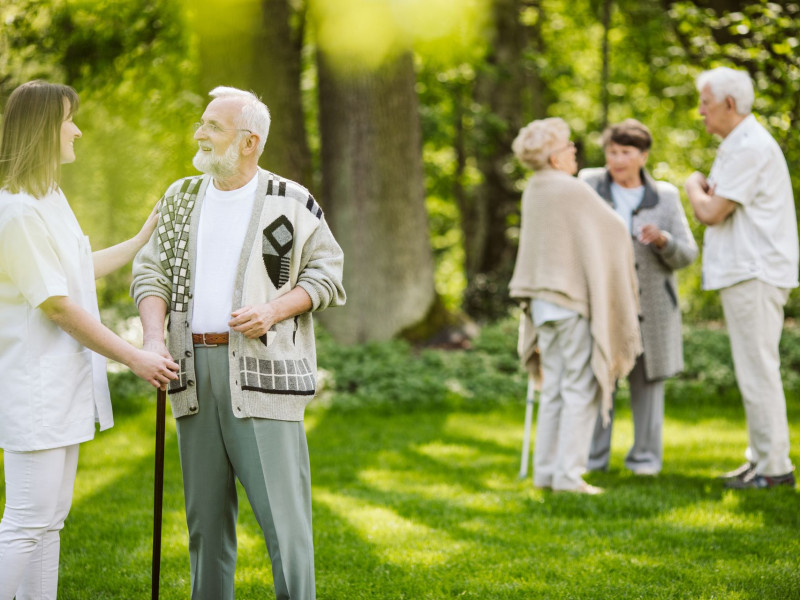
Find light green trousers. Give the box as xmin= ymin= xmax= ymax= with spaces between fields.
xmin=175 ymin=345 xmax=315 ymax=600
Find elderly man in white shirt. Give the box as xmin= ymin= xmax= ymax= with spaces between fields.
xmin=685 ymin=66 xmax=798 ymax=489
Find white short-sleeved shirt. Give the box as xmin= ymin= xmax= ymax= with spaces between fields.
xmin=0 ymin=188 xmax=112 ymax=451
xmin=703 ymin=114 xmax=799 ymax=291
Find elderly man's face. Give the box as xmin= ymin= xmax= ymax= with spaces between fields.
xmin=698 ymin=84 xmax=733 ymax=138
xmin=192 ymin=97 xmax=246 ymax=179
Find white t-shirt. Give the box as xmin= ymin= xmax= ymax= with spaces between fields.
xmin=703 ymin=114 xmax=799 ymax=290
xmin=192 ymin=174 xmax=257 ymax=333
xmin=610 ymin=183 xmax=644 ymax=234
xmin=0 ymin=188 xmax=112 ymax=451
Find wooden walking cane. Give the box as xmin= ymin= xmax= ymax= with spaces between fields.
xmin=152 ymin=386 xmax=167 ymax=600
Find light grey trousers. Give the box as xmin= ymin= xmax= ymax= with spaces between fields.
xmin=176 ymin=345 xmax=315 ymax=600
xmin=533 ymin=315 xmax=600 ymax=490
xmin=587 ymin=355 xmax=664 ymax=473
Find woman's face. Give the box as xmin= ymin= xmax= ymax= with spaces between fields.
xmin=60 ymin=98 xmax=82 ymax=164
xmin=549 ymin=139 xmax=577 ymax=175
xmin=604 ymin=142 xmax=647 ymax=187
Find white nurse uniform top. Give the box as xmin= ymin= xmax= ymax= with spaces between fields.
xmin=0 ymin=188 xmax=113 ymax=451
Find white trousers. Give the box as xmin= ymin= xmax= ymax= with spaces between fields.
xmin=0 ymin=444 xmax=79 ymax=600
xmin=720 ymin=278 xmax=793 ymax=476
xmin=533 ymin=315 xmax=600 ymax=491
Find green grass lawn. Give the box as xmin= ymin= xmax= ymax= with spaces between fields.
xmin=1 ymin=387 xmax=798 ymax=599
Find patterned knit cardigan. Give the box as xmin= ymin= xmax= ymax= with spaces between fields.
xmin=132 ymin=169 xmax=346 ymax=421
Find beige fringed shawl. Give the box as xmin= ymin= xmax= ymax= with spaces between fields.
xmin=510 ymin=168 xmax=642 ymax=423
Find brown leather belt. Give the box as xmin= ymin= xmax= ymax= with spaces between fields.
xmin=192 ymin=332 xmax=229 ymax=346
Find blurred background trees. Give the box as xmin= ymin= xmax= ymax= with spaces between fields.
xmin=1 ymin=0 xmax=798 ymax=341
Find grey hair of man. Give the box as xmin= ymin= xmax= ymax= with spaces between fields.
xmin=696 ymin=67 xmax=754 ymax=115
xmin=208 ymin=86 xmax=271 ymax=156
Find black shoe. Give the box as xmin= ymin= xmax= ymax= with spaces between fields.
xmin=724 ymin=470 xmax=796 ymax=489
xmin=719 ymin=462 xmax=756 ymax=481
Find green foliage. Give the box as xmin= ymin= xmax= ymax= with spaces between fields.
xmin=317 ymin=316 xmax=800 ymax=413
xmin=315 ymin=317 xmax=527 ymax=413
xmin=3 ymin=0 xmax=799 ymax=322
xmin=1 ymin=0 xmax=200 ymax=306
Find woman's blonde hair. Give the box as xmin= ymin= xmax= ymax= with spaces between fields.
xmin=0 ymin=80 xmax=79 ymax=198
xmin=512 ymin=117 xmax=570 ymax=170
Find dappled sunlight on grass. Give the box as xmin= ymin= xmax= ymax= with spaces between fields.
xmin=442 ymin=412 xmax=525 ymax=449
xmin=357 ymin=466 xmax=514 ymax=512
xmin=314 ymin=488 xmax=473 ymax=566
xmin=657 ymin=496 xmax=764 ymax=531
xmin=71 ymin=408 xmax=173 ymax=504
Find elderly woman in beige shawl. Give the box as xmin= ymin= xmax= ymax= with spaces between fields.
xmin=510 ymin=118 xmax=641 ymax=494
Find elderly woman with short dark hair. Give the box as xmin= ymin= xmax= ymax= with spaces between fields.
xmin=579 ymin=119 xmax=698 ymax=476
xmin=510 ymin=118 xmax=642 ymax=494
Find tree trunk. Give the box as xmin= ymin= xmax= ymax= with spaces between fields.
xmin=461 ymin=0 xmax=539 ymax=319
xmin=316 ymin=52 xmax=438 ymax=343
xmin=253 ymin=0 xmax=312 ymax=186
xmin=190 ymin=0 xmax=311 ymax=186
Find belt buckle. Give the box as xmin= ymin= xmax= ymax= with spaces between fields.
xmin=197 ymin=333 xmax=218 ymax=348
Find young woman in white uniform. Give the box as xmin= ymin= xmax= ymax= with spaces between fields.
xmin=0 ymin=81 xmax=179 ymax=600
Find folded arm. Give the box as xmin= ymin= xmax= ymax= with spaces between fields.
xmin=685 ymin=171 xmax=737 ymax=226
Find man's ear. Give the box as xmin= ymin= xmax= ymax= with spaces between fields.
xmin=725 ymin=96 xmax=736 ymax=112
xmin=241 ymin=133 xmax=260 ymax=156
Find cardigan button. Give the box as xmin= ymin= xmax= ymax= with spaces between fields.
xmin=187 ymin=380 xmax=195 ymax=387
xmin=185 ymin=350 xmax=192 ymax=358
xmin=189 ymin=405 xmax=198 ymax=412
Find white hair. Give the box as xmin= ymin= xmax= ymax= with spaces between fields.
xmin=696 ymin=67 xmax=754 ymax=115
xmin=209 ymin=86 xmax=271 ymax=155
xmin=512 ymin=118 xmax=571 ymax=170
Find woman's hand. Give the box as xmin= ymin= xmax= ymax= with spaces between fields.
xmin=128 ymin=347 xmax=179 ymax=390
xmin=638 ymin=224 xmax=667 ymax=249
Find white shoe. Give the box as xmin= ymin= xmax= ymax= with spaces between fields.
xmin=630 ymin=466 xmax=660 ymax=476
xmin=554 ymin=482 xmax=604 ymax=495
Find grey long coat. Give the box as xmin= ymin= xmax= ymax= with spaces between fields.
xmin=579 ymin=168 xmax=698 ymax=381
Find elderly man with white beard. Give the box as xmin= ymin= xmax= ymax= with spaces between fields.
xmin=131 ymin=86 xmax=346 ymax=600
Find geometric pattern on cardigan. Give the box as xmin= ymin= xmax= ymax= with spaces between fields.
xmin=239 ymin=356 xmax=316 ymax=395
xmin=168 ymin=358 xmax=187 ymax=394
xmin=158 ymin=176 xmax=202 ymax=313
xmin=262 ymin=215 xmax=294 ymax=289
xmin=266 ymin=174 xmax=323 ymax=220
xmin=156 ymin=173 xmax=321 ymax=314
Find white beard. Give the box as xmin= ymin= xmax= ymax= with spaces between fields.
xmin=192 ymin=141 xmax=240 ymax=179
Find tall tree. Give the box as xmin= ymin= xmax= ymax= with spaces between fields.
xmin=461 ymin=0 xmax=543 ymax=319
xmin=316 ymin=51 xmax=439 ymax=343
